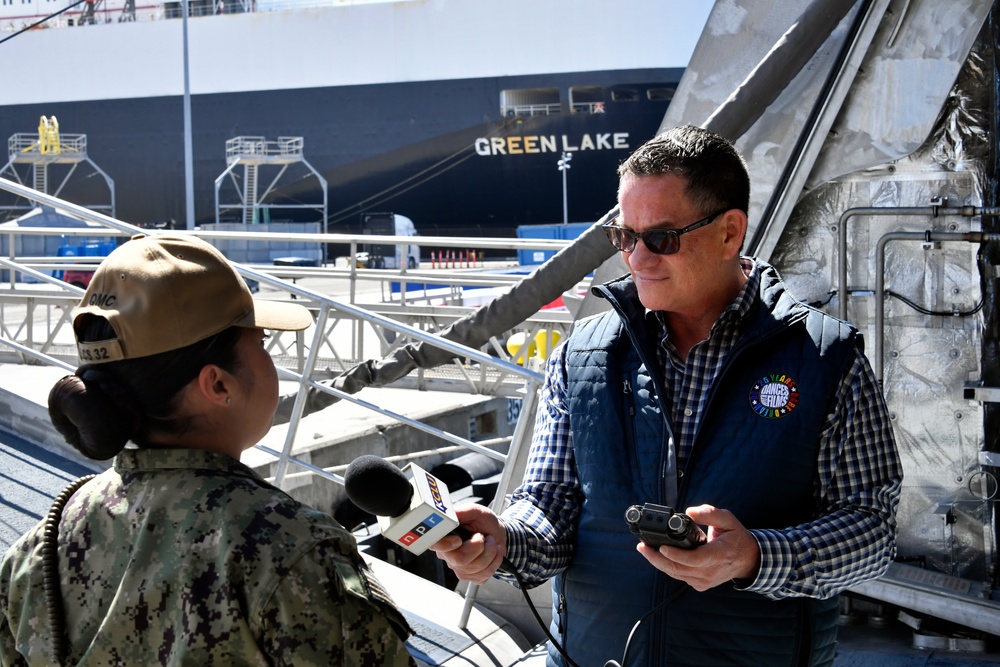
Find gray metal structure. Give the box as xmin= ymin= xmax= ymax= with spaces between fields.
xmin=214 ymin=136 xmax=328 ymax=228
xmin=666 ymin=1 xmax=1000 ymax=636
xmin=1 ymin=124 xmax=115 ymax=220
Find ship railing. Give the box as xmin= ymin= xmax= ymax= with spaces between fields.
xmin=3 ymin=0 xmax=348 ymax=28
xmin=225 ymin=135 xmax=305 ymax=162
xmin=163 ymin=1 xmax=218 ymax=19
xmin=8 ymin=133 xmax=88 ymax=160
xmin=571 ymin=101 xmax=605 ymax=114
xmin=502 ymin=102 xmax=562 ymax=117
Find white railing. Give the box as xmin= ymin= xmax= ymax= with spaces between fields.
xmin=8 ymin=133 xmax=88 ymax=160
xmin=0 ymin=176 xmax=583 ymax=501
xmin=502 ymin=103 xmax=562 ymax=117
xmin=225 ymin=136 xmax=305 ymax=163
xmin=0 ymin=175 xmax=606 ymax=635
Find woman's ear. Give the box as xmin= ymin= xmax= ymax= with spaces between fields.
xmin=195 ymin=364 xmax=232 ymax=408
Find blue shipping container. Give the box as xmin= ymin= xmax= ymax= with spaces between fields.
xmin=516 ymin=222 xmax=592 ymax=266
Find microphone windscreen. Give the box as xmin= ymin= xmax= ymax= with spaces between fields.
xmin=344 ymin=455 xmax=414 ymax=517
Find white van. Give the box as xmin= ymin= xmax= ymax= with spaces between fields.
xmin=360 ymin=212 xmax=420 ymax=269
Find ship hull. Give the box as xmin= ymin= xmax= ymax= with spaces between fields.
xmin=0 ymin=0 xmax=707 ymax=238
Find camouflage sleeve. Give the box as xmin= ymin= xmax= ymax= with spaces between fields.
xmin=258 ymin=539 xmax=415 ymax=667
xmin=1 ymin=618 xmax=29 ymax=667
xmin=1 ymin=576 xmax=30 ymax=667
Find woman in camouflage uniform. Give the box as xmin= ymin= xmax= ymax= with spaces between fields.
xmin=0 ymin=235 xmax=415 ymax=666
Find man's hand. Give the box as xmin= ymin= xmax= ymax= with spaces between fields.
xmin=636 ymin=504 xmax=760 ymax=591
xmin=428 ymin=504 xmax=508 ymax=585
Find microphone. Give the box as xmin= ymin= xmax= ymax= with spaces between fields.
xmin=346 ymin=459 xmax=573 ymax=658
xmin=344 ymin=455 xmax=465 ymax=555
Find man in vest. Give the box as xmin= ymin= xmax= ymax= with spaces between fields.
xmin=431 ymin=125 xmax=902 ymax=667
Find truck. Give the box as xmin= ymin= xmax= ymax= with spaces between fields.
xmin=359 ymin=212 xmax=420 ymax=270
xmin=55 ymin=238 xmax=118 ymax=289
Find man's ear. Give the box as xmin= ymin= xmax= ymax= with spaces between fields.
xmin=721 ymin=209 xmax=748 ymax=258
xmin=195 ymin=364 xmax=232 ymax=408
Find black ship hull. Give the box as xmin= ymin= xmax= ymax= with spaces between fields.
xmin=2 ymin=68 xmax=681 ymax=238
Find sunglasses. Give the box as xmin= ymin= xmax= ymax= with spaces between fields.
xmin=602 ymin=209 xmax=728 ymax=255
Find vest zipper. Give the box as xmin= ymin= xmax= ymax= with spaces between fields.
xmin=677 ymin=309 xmax=813 ymax=502
xmin=622 ymin=378 xmax=640 ymax=474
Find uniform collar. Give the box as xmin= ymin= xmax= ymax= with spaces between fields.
xmin=114 ymin=447 xmax=262 ymax=481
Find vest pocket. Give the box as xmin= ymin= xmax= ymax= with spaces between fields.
xmin=622 ymin=378 xmax=640 ymax=474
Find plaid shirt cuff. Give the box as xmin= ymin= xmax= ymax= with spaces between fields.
xmin=495 ymin=515 xmax=534 ymax=587
xmin=738 ymin=528 xmax=794 ymax=596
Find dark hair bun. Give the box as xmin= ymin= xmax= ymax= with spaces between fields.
xmin=48 ymin=372 xmax=139 ymax=460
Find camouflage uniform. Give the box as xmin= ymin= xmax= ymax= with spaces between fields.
xmin=0 ymin=448 xmax=415 ymax=666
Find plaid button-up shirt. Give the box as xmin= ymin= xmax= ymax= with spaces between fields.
xmin=500 ymin=258 xmax=902 ymax=599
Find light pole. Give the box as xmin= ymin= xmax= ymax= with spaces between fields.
xmin=557 ymin=152 xmax=572 ymax=225
xmin=182 ymin=0 xmax=194 ymax=229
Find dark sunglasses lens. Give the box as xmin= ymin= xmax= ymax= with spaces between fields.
xmin=643 ymin=230 xmax=679 ymax=255
xmin=605 ymin=227 xmax=632 ymax=251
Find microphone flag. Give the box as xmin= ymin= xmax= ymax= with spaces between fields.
xmin=377 ymin=462 xmax=461 ymax=555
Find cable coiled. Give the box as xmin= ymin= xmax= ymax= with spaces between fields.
xmin=41 ymin=474 xmax=98 ymax=666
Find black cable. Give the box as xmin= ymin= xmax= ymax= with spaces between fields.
xmin=326 ymin=150 xmax=480 ymax=227
xmin=817 ymin=289 xmax=984 ymax=317
xmin=42 ymin=474 xmax=97 ymax=666
xmin=806 ymin=292 xmax=836 ymax=308
xmin=503 ymin=558 xmax=690 ymax=667
xmin=325 ymin=119 xmax=517 ymax=227
xmin=0 ymin=0 xmax=90 ymax=46
xmin=884 ymin=289 xmax=983 ymax=317
xmin=502 ymin=558 xmax=582 ymax=667
xmin=611 ymin=584 xmax=690 ymax=667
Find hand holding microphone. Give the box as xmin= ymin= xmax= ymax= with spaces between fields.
xmin=428 ymin=504 xmax=510 ymax=585
xmin=343 ymin=455 xmax=509 ymax=582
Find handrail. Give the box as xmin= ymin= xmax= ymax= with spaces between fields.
xmin=1 ymin=178 xmax=579 ymax=634
xmin=0 ymin=176 xmax=552 ymax=520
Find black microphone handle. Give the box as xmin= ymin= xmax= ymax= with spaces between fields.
xmin=451 ymin=525 xmax=474 ymax=541
xmin=448 ymin=524 xmax=515 ymax=575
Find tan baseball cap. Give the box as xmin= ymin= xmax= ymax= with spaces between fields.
xmin=73 ymin=234 xmax=313 ymax=363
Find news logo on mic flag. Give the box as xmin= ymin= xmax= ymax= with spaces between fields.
xmin=377 ymin=463 xmax=462 ymax=555
xmin=426 ymin=473 xmax=448 ymax=513
xmin=399 ymin=511 xmax=446 ymax=546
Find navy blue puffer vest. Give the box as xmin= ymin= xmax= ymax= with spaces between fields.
xmin=548 ymin=265 xmax=854 ymax=667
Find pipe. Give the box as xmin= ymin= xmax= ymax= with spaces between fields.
xmin=837 ymin=204 xmax=1000 ymax=321
xmin=874 ymin=230 xmax=1000 ymax=385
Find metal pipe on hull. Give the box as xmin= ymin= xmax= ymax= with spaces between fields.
xmin=874 ymin=228 xmax=1000 ymax=385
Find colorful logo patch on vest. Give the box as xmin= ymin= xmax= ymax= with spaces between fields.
xmin=749 ymin=374 xmax=799 ymax=419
